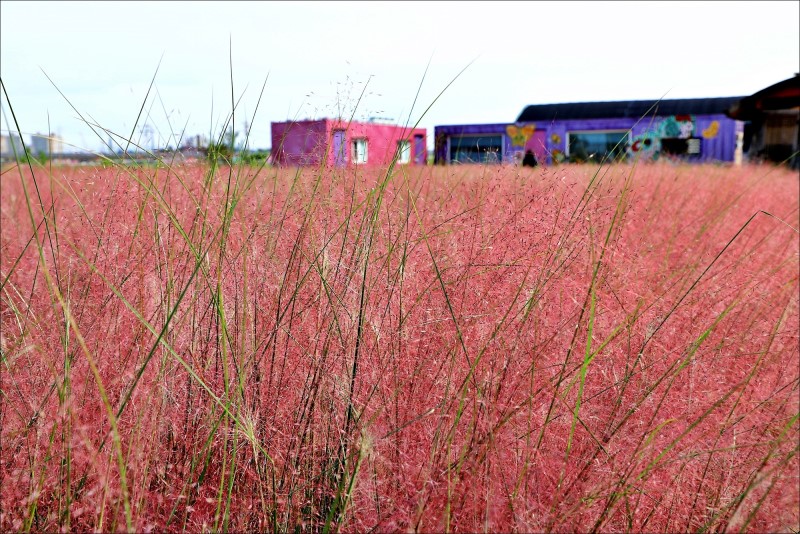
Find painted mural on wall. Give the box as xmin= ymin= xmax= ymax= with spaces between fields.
xmin=549 ymin=133 xmax=565 ymax=163
xmin=702 ymin=120 xmax=720 ymax=139
xmin=506 ymin=124 xmax=536 ymax=147
xmin=507 ymin=124 xmax=537 ymax=165
xmin=627 ymin=115 xmax=708 ymax=160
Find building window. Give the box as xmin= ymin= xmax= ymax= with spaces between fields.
xmin=661 ymin=137 xmax=702 ymax=156
xmin=397 ymin=140 xmax=411 ymax=164
xmin=448 ymin=135 xmax=503 ymax=164
xmin=352 ymin=138 xmax=368 ymax=164
xmin=567 ymin=131 xmax=629 ymax=162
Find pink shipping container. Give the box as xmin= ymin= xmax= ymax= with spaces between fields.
xmin=271 ymin=119 xmax=427 ymax=167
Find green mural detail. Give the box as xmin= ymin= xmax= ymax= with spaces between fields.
xmin=627 ymin=115 xmax=696 ymax=160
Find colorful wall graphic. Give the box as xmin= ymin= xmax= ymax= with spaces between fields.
xmin=627 ymin=115 xmax=696 ymax=160
xmin=549 ymin=133 xmax=565 ymax=163
xmin=435 ymin=109 xmax=740 ymax=165
xmin=506 ymin=125 xmax=535 ymax=147
xmin=702 ymin=120 xmax=720 ymax=139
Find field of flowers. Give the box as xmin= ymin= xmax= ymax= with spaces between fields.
xmin=1 ymin=159 xmax=798 ymax=532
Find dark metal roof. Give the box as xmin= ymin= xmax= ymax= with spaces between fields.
xmin=516 ymin=97 xmax=746 ymax=122
xmin=726 ymin=75 xmax=800 ymax=120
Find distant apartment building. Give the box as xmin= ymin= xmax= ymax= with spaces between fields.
xmin=30 ymin=132 xmax=64 ymax=155
xmin=1 ymin=132 xmax=25 ymax=158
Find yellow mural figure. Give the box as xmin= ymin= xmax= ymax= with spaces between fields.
xmin=702 ymin=121 xmax=720 ymax=139
xmin=507 ymin=124 xmax=536 ymax=147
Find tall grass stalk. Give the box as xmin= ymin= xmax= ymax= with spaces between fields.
xmin=2 ymin=61 xmax=798 ymax=533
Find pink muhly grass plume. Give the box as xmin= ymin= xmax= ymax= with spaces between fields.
xmin=0 ymin=158 xmax=797 ymax=533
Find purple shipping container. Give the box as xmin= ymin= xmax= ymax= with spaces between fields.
xmin=435 ymin=97 xmax=746 ymax=165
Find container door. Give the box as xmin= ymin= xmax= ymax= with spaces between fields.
xmin=526 ymin=130 xmax=548 ymax=164
xmin=333 ymin=130 xmax=347 ymax=166
xmin=414 ymin=134 xmax=426 ymax=164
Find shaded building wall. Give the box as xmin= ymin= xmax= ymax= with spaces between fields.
xmin=270 ymin=120 xmax=330 ymax=166
xmin=725 ymin=74 xmax=799 ymax=167
xmin=745 ymin=109 xmax=800 ymax=166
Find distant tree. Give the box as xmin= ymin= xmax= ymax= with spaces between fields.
xmin=207 ymin=127 xmax=238 ymax=164
xmin=239 ymin=149 xmax=270 ymax=165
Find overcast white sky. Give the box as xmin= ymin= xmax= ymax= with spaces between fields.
xmin=1 ymin=1 xmax=798 ymax=152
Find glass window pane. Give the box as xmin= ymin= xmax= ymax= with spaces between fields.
xmin=449 ymin=135 xmax=503 ymax=164
xmin=398 ymin=141 xmax=411 ymax=163
xmin=568 ymin=131 xmax=629 ymax=162
xmin=352 ymin=138 xmax=368 ymax=164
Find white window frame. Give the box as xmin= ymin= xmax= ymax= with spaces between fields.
xmin=352 ymin=138 xmax=368 ymax=164
xmin=397 ymin=140 xmax=411 ymax=164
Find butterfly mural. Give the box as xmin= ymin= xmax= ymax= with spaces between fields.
xmin=702 ymin=121 xmax=720 ymax=139
xmin=506 ymin=124 xmax=536 ymax=147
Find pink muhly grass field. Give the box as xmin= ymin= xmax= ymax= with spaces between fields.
xmin=1 ymin=159 xmax=798 ymax=532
